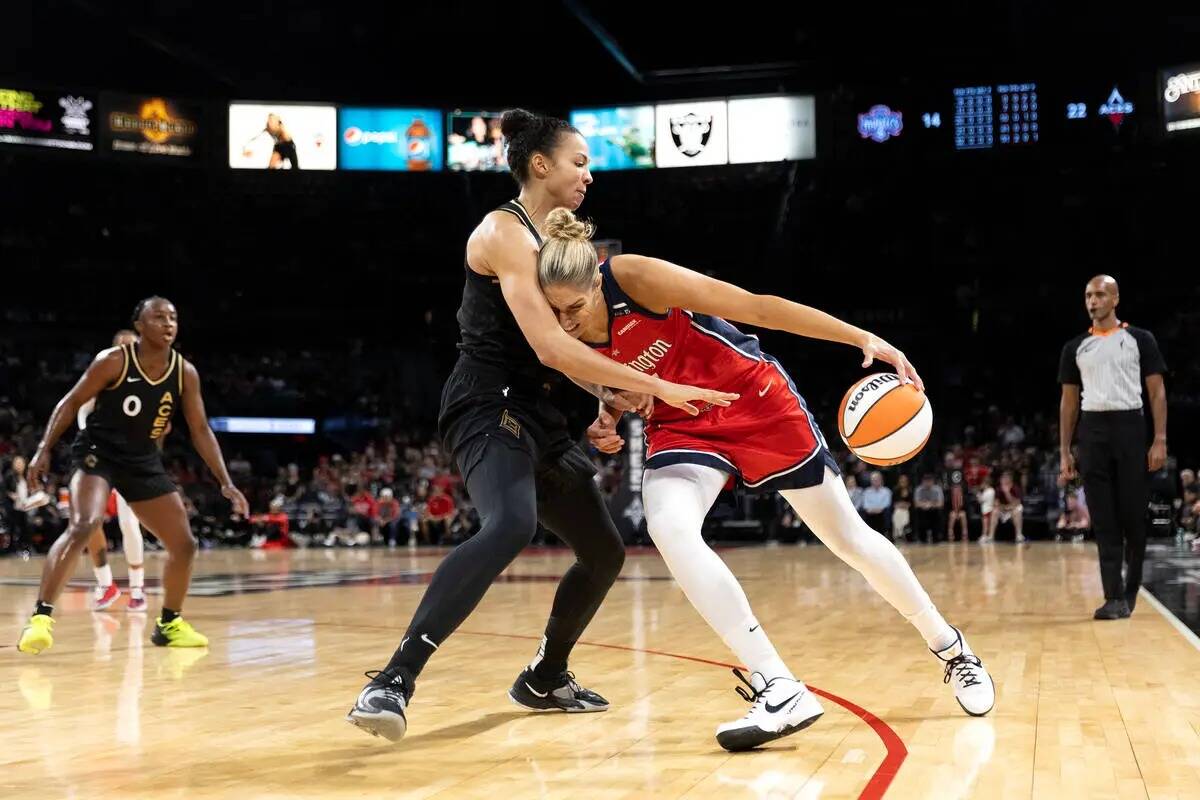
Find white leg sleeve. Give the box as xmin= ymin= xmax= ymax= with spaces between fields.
xmin=780 ymin=468 xmax=955 ymax=650
xmin=643 ymin=463 xmax=794 ymax=681
xmin=116 ymin=493 xmax=144 ymax=567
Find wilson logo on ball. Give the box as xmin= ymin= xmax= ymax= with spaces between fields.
xmin=838 ymin=373 xmax=932 ymax=466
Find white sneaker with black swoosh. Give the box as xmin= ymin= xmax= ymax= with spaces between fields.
xmin=716 ymin=669 xmax=824 ymax=752
xmin=507 ymin=665 xmax=609 ymax=712
xmin=932 ymin=626 xmax=995 ymax=717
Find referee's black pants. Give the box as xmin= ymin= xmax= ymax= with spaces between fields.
xmin=1077 ymin=411 xmax=1149 ymax=603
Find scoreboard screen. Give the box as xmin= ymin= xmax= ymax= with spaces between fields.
xmin=953 ymin=83 xmax=1038 ymax=150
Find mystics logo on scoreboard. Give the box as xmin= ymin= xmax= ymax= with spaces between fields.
xmin=1162 ymin=64 xmax=1200 ymax=133
xmin=857 ymin=105 xmax=904 ymax=143
xmin=104 ymin=94 xmax=199 ymax=158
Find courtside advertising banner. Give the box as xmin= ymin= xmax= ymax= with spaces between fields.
xmin=229 ymin=103 xmax=337 ymax=170
xmin=339 ymin=108 xmax=443 ymax=171
xmin=570 ymin=106 xmax=655 ymax=170
xmin=0 ymin=86 xmax=95 ymax=151
xmin=102 ymin=93 xmax=200 ymax=159
xmin=654 ymin=99 xmax=729 ymax=167
xmin=1162 ymin=63 xmax=1200 ymax=133
xmin=728 ymin=95 xmax=816 ymax=162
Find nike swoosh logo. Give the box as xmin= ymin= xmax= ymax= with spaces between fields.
xmin=400 ymin=637 xmax=409 ymax=651
xmin=758 ymin=381 xmax=773 ymax=398
xmin=127 ymin=378 xmax=142 ymax=383
xmin=421 ymin=634 xmax=438 ymax=650
xmin=764 ymin=690 xmax=804 ymax=714
xmin=749 ymin=625 xmax=760 ymax=632
xmin=525 ymin=682 xmax=549 ymax=698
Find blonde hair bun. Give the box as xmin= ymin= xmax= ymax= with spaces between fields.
xmin=543 ymin=207 xmax=595 ymax=243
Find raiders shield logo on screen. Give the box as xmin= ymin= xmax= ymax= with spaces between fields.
xmin=669 ymin=113 xmax=713 ymax=157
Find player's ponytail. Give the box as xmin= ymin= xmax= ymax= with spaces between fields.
xmin=538 ymin=207 xmax=598 ymax=291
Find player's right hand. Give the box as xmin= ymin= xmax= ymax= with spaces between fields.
xmin=25 ymin=451 xmax=49 ymax=490
xmin=655 ymin=380 xmax=739 ymax=417
xmin=604 ymin=389 xmax=654 ymax=419
xmin=587 ymin=408 xmax=625 ymax=454
xmin=222 ymin=484 xmax=250 ymax=517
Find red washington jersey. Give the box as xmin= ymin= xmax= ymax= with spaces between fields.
xmin=590 ymin=260 xmax=839 ymax=492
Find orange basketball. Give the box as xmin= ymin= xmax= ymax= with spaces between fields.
xmin=837 ymin=372 xmax=932 ymax=466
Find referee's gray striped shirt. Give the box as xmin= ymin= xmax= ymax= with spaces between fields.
xmin=1058 ymin=324 xmax=1166 ymax=412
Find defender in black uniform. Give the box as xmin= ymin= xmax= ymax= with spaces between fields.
xmin=18 ymin=297 xmax=249 ymax=655
xmin=347 ymin=109 xmax=736 ymax=741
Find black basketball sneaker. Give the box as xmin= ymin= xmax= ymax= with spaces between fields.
xmin=346 ymin=667 xmax=414 ymax=741
xmin=508 ymin=666 xmax=609 ymax=713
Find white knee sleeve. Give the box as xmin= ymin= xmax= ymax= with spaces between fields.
xmin=116 ymin=493 xmax=144 ymax=566
xmin=781 ymin=468 xmax=953 ymax=649
xmin=644 ymin=464 xmax=793 ymax=680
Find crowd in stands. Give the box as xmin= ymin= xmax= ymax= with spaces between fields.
xmin=3 ymin=378 xmax=1196 ymax=555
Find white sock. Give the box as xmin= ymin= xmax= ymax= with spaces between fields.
xmin=780 ymin=468 xmax=956 ymax=652
xmin=643 ymin=464 xmax=796 ymax=683
xmin=94 ymin=564 xmax=113 ymax=588
xmin=728 ymin=614 xmax=794 ymax=682
xmin=128 ymin=566 xmax=145 ymax=598
xmin=906 ymin=605 xmax=957 ymax=652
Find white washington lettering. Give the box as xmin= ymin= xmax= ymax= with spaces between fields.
xmin=625 ymin=339 xmax=672 ymax=373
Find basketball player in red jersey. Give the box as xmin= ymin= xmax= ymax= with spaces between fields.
xmin=346 ymin=109 xmax=737 ymax=743
xmin=537 ymin=209 xmax=995 ymax=751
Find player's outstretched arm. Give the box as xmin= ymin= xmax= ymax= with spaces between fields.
xmin=179 ymin=360 xmax=249 ymax=516
xmin=610 ymin=254 xmax=924 ymax=391
xmin=480 ymin=221 xmax=739 ymax=416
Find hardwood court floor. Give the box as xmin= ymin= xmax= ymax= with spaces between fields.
xmin=2 ymin=541 xmax=1199 ymax=799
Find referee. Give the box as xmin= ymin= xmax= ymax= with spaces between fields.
xmin=1059 ymin=275 xmax=1167 ymax=620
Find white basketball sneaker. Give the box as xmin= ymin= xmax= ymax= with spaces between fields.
xmin=932 ymin=627 xmax=995 ymax=717
xmin=715 ymin=669 xmax=824 ymax=752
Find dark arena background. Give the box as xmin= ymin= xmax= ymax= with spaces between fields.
xmin=2 ymin=3 xmax=1200 ymax=799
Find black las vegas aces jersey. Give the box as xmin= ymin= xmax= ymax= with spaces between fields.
xmin=77 ymin=344 xmax=183 ymax=466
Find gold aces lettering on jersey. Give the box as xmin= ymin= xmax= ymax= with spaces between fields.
xmin=150 ymin=389 xmax=175 ymax=440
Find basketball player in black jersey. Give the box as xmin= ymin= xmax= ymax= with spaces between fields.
xmin=18 ymin=297 xmax=248 ymax=654
xmin=347 ymin=109 xmax=737 ymax=741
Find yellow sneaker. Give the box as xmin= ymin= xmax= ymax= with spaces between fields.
xmin=151 ymin=616 xmax=209 ymax=648
xmin=17 ymin=614 xmax=54 ymax=655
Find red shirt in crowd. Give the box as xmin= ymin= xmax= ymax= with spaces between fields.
xmin=425 ymin=492 xmax=455 ymax=521
xmin=377 ymin=497 xmax=401 ymax=523
xmin=997 ymin=483 xmax=1022 ymax=508
xmin=250 ymin=511 xmax=290 ymax=536
xmin=965 ymin=462 xmax=991 ymax=490
xmin=351 ymin=491 xmax=379 ymax=519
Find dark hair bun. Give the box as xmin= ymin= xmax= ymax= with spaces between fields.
xmin=500 ymin=108 xmax=541 ymax=142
